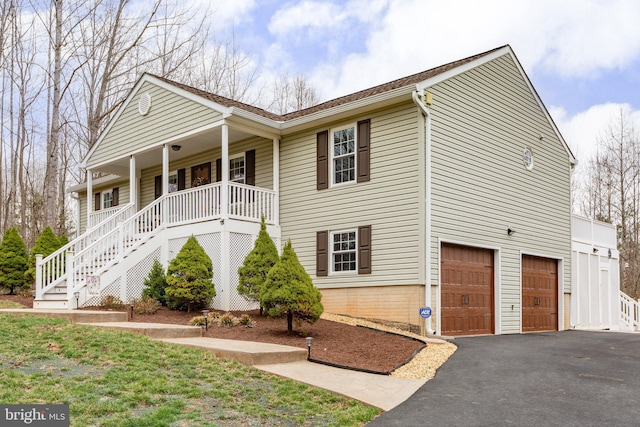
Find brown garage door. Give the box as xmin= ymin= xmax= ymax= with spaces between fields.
xmin=522 ymin=255 xmax=558 ymax=332
xmin=441 ymin=243 xmax=494 ymax=336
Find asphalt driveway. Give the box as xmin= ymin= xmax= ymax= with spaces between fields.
xmin=368 ymin=331 xmax=640 ymax=426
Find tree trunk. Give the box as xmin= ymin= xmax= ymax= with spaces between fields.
xmin=287 ymin=310 xmax=293 ymax=334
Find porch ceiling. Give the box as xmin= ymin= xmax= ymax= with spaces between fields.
xmin=94 ymin=126 xmax=255 ymax=176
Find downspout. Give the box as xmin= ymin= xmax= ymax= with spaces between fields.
xmin=412 ymin=89 xmax=436 ymax=335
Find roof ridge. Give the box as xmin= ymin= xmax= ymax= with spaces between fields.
xmin=146 ymin=45 xmax=508 ymax=121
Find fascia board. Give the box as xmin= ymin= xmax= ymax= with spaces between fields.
xmin=280 ymin=86 xmax=414 ymax=134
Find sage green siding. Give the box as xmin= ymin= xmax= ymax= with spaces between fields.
xmin=139 ymin=137 xmax=273 ymax=208
xmin=429 ymin=54 xmax=572 ymax=333
xmin=77 ymin=180 xmax=130 ymax=234
xmin=87 ymin=82 xmax=223 ymax=168
xmin=279 ymin=103 xmax=423 ymax=289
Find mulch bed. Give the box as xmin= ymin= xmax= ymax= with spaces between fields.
xmin=1 ymin=295 xmax=425 ymax=373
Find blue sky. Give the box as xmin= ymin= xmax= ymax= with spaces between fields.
xmin=208 ymin=0 xmax=640 ymax=166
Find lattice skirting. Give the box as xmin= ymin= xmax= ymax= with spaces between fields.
xmin=82 ymin=230 xmax=263 ymax=311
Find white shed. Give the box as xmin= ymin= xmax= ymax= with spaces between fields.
xmin=571 ymin=215 xmax=621 ymax=330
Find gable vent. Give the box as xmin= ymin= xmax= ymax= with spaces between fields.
xmin=138 ymin=92 xmax=151 ymax=116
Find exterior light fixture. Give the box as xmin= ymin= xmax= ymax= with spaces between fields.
xmin=305 ymin=337 xmax=314 ymax=360
xmin=129 ymin=297 xmax=135 ymax=319
xmin=171 ymin=145 xmax=181 ymax=151
xmin=73 ymin=291 xmax=79 ymax=309
xmin=608 ymin=249 xmax=612 ymax=259
xmin=507 ymin=228 xmax=516 ymax=236
xmin=202 ymin=309 xmax=210 ymax=331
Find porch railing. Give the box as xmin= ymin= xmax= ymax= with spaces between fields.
xmin=620 ymin=290 xmax=639 ymax=331
xmin=36 ymin=182 xmax=277 ymax=302
xmin=89 ymin=205 xmax=125 ymax=229
xmin=35 ymin=203 xmax=135 ymax=299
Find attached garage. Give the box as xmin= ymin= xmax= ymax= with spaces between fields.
xmin=441 ymin=243 xmax=495 ymax=336
xmin=522 ymin=255 xmax=558 ymax=332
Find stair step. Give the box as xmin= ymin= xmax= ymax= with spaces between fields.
xmin=34 ymin=300 xmax=69 ymax=309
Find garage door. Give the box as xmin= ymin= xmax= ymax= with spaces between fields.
xmin=441 ymin=243 xmax=494 ymax=336
xmin=522 ymin=255 xmax=558 ymax=332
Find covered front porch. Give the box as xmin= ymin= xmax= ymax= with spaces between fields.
xmin=84 ymin=120 xmax=281 ymax=231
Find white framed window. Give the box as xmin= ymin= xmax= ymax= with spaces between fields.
xmin=230 ymin=154 xmax=245 ymax=183
xmin=102 ymin=190 xmax=113 ymax=209
xmin=331 ymin=125 xmax=356 ymax=185
xmin=168 ymin=171 xmax=178 ymax=193
xmin=331 ymin=229 xmax=357 ymax=273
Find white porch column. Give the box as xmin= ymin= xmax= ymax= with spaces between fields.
xmin=221 ymin=123 xmax=229 ymax=218
xmin=272 ymin=138 xmax=279 ymax=225
xmin=162 ymin=144 xmax=169 ymax=196
xmin=129 ymin=155 xmax=136 ymax=208
xmin=86 ymin=169 xmax=93 ymax=227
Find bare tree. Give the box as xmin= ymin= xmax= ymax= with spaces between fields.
xmin=269 ymin=74 xmax=320 ymax=115
xmin=583 ymin=109 xmax=640 ymax=297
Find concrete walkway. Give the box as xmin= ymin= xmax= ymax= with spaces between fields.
xmin=1 ymin=308 xmax=428 ymax=411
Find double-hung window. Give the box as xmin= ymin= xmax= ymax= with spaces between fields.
xmin=316 ymin=225 xmax=371 ymax=276
xmin=332 ymin=126 xmax=356 ymax=185
xmin=317 ymin=119 xmax=370 ymax=190
xmin=331 ymin=230 xmax=357 ymax=273
xmin=168 ymin=171 xmax=178 ymax=193
xmin=102 ymin=190 xmax=113 ymax=209
xmin=229 ymin=154 xmax=245 ymax=183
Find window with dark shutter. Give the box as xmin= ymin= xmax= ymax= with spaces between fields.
xmin=357 ymin=119 xmax=370 ymax=183
xmin=317 ymin=130 xmax=329 ymax=190
xmin=154 ymin=175 xmax=162 ymax=199
xmin=112 ymin=187 xmax=119 ymax=207
xmin=246 ymin=149 xmax=256 ymax=186
xmin=177 ymin=169 xmax=186 ymax=190
xmin=358 ymin=225 xmax=372 ymax=274
xmin=316 ymin=230 xmax=329 ymax=276
xmin=94 ymin=192 xmax=101 ymax=211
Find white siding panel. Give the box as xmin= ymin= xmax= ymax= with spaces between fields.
xmin=88 ymin=82 xmax=223 ymax=168
xmin=280 ymin=103 xmax=423 ymax=289
xmin=430 ymin=54 xmax=572 ymax=334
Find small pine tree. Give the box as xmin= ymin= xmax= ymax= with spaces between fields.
xmin=260 ymin=240 xmax=324 ymax=333
xmin=165 ymin=236 xmax=215 ymax=312
xmin=237 ymin=217 xmax=279 ymax=312
xmin=142 ymin=259 xmax=168 ymax=305
xmin=0 ymin=228 xmax=29 ymax=295
xmin=25 ymin=227 xmax=61 ymax=284
xmin=58 ymin=234 xmax=69 ymax=247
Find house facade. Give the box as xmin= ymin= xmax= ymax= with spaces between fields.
xmin=37 ymin=45 xmax=575 ymax=336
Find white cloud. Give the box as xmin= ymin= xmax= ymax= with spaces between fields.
xmin=550 ymin=103 xmax=640 ymax=168
xmin=268 ymin=0 xmax=389 ymax=38
xmin=295 ymin=0 xmax=640 ymax=99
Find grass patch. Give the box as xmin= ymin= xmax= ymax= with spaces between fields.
xmin=0 ymin=299 xmax=28 ymax=309
xmin=0 ymin=313 xmax=379 ymax=426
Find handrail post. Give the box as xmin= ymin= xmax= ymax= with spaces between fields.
xmin=35 ymin=254 xmax=43 ymax=299
xmin=117 ymin=221 xmax=124 ymax=256
xmin=66 ymin=251 xmax=75 ymax=310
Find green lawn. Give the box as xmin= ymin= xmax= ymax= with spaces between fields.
xmin=0 ymin=313 xmax=380 ymax=426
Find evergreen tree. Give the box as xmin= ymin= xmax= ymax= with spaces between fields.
xmin=260 ymin=240 xmax=323 ymax=333
xmin=0 ymin=228 xmax=30 ymax=295
xmin=237 ymin=217 xmax=279 ymax=312
xmin=58 ymin=234 xmax=69 ymax=247
xmin=165 ymin=236 xmax=215 ymax=312
xmin=142 ymin=259 xmax=168 ymax=305
xmin=25 ymin=227 xmax=62 ymax=284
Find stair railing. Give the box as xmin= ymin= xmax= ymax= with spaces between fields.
xmin=620 ymin=290 xmax=639 ymax=331
xmin=35 ymin=203 xmax=135 ymax=299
